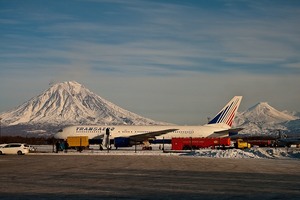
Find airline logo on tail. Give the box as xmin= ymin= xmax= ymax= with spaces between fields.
xmin=208 ymin=96 xmax=242 ymax=127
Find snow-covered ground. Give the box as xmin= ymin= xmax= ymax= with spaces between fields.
xmin=186 ymin=147 xmax=300 ymax=159
xmin=31 ymin=144 xmax=300 ymax=159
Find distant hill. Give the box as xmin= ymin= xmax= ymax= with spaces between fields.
xmin=235 ymin=102 xmax=299 ymax=135
xmin=0 ymin=81 xmax=168 ymax=137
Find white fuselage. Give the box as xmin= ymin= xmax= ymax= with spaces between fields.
xmin=55 ymin=123 xmax=231 ymax=140
xmin=55 ymin=96 xmax=242 ymax=142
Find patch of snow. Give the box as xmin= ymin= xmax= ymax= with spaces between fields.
xmin=26 ymin=130 xmax=47 ymax=134
xmin=186 ymin=147 xmax=300 ymax=159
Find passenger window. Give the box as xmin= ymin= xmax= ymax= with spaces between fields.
xmin=10 ymin=144 xmax=21 ymax=147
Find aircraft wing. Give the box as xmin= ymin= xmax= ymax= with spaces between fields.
xmin=128 ymin=129 xmax=178 ymax=142
xmin=214 ymin=128 xmax=244 ymax=136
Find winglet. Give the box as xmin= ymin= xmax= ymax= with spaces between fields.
xmin=208 ymin=96 xmax=242 ymax=127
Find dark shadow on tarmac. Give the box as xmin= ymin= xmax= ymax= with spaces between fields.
xmin=1 ymin=170 xmax=300 ymax=200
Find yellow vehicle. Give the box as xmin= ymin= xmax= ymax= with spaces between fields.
xmin=235 ymin=139 xmax=251 ymax=149
xmin=67 ymin=136 xmax=89 ymax=152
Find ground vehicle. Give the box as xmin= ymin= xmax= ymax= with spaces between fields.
xmin=67 ymin=136 xmax=89 ymax=151
xmin=235 ymin=139 xmax=251 ymax=149
xmin=0 ymin=143 xmax=30 ymax=155
xmin=247 ymin=140 xmax=274 ymax=147
xmin=172 ymin=137 xmax=231 ymax=150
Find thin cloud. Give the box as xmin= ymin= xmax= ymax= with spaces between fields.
xmin=1 ymin=0 xmax=299 ymax=123
xmin=2 ymin=0 xmax=299 ymax=75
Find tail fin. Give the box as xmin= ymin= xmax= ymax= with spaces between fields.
xmin=208 ymin=96 xmax=242 ymax=127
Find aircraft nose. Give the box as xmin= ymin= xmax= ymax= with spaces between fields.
xmin=54 ymin=133 xmax=60 ymax=139
xmin=54 ymin=129 xmax=63 ymax=139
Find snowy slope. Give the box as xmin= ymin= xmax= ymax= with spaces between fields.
xmin=235 ymin=102 xmax=299 ymax=134
xmin=0 ymin=81 xmax=167 ymax=127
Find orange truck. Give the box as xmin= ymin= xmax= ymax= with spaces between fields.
xmin=67 ymin=136 xmax=89 ymax=152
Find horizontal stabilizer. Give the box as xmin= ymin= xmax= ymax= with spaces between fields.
xmin=213 ymin=128 xmax=244 ymax=136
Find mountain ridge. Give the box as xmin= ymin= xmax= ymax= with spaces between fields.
xmin=235 ymin=102 xmax=299 ymax=134
xmin=0 ymin=81 xmax=168 ymax=129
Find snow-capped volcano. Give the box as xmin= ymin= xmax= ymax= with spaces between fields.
xmin=0 ymin=81 xmax=166 ymax=127
xmin=238 ymin=102 xmax=296 ymax=123
xmin=235 ymin=102 xmax=299 ymax=134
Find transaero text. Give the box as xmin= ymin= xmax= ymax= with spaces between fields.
xmin=76 ymin=127 xmax=115 ymax=132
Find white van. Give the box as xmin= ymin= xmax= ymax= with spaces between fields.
xmin=0 ymin=143 xmax=30 ymax=155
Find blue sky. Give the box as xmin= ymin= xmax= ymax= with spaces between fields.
xmin=0 ymin=0 xmax=300 ymax=124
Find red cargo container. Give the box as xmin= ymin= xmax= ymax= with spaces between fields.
xmin=172 ymin=137 xmax=231 ymax=150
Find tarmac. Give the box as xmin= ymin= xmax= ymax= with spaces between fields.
xmin=0 ymin=153 xmax=300 ymax=200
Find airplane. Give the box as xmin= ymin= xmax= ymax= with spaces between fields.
xmin=54 ymin=96 xmax=243 ymax=149
xmin=277 ymin=137 xmax=300 ymax=147
xmin=276 ymin=132 xmax=300 ymax=147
